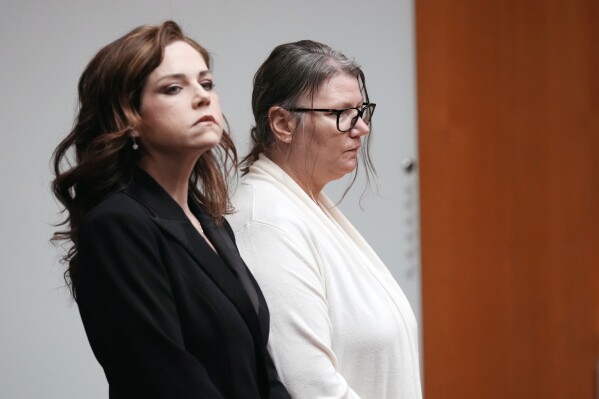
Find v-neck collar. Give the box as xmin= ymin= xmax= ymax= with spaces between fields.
xmin=123 ymin=168 xmax=264 ymax=344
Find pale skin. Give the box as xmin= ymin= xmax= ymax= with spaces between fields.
xmin=134 ymin=40 xmax=224 ymax=249
xmin=266 ymin=73 xmax=370 ymax=200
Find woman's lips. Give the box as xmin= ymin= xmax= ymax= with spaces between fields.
xmin=194 ymin=115 xmax=216 ymax=126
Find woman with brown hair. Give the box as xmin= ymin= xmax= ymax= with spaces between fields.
xmin=51 ymin=21 xmax=289 ymax=398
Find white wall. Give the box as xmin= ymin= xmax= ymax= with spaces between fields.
xmin=0 ymin=1 xmax=420 ymax=397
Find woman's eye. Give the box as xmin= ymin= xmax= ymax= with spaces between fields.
xmin=201 ymin=80 xmax=214 ymax=91
xmin=339 ymin=109 xmax=354 ymax=121
xmin=164 ymin=86 xmax=182 ymax=95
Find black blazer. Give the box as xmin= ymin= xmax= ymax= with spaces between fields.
xmin=76 ymin=170 xmax=289 ymax=399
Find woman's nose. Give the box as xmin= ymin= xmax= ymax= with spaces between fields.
xmin=349 ymin=117 xmax=370 ymax=137
xmin=193 ymin=84 xmax=210 ymax=107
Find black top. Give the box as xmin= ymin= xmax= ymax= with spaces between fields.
xmin=75 ymin=169 xmax=289 ymax=398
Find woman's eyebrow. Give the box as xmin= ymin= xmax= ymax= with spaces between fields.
xmin=154 ymin=69 xmax=211 ymax=84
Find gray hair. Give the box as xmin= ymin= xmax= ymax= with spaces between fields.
xmin=242 ymin=40 xmax=376 ymax=199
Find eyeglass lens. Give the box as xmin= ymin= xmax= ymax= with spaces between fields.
xmin=339 ymin=105 xmax=374 ymax=131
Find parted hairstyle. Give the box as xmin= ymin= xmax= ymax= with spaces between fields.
xmin=51 ymin=21 xmax=237 ymax=297
xmin=242 ymin=39 xmax=376 ymax=195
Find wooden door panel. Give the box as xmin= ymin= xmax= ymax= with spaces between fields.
xmin=416 ymin=0 xmax=599 ymax=397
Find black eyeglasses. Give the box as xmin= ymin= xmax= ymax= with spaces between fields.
xmin=288 ymin=102 xmax=376 ymax=132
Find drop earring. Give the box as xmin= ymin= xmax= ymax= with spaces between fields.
xmin=132 ymin=136 xmax=139 ymax=151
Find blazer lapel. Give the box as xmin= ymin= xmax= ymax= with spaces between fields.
xmin=194 ymin=207 xmax=260 ymax=313
xmin=124 ymin=170 xmax=265 ymax=347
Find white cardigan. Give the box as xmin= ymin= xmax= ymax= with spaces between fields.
xmin=228 ymin=155 xmax=422 ymax=399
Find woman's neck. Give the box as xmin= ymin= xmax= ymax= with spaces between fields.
xmin=139 ymin=156 xmax=196 ymax=212
xmin=264 ymin=151 xmax=324 ymax=202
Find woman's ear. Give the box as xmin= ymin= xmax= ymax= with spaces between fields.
xmin=128 ymin=125 xmax=140 ymax=138
xmin=268 ymin=106 xmax=295 ymax=143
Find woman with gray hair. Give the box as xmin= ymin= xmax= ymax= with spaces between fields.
xmin=227 ymin=40 xmax=422 ymax=398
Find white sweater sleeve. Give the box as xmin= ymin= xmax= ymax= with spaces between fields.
xmin=235 ymin=221 xmax=361 ymax=399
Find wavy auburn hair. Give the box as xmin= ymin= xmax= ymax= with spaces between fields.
xmin=51 ymin=21 xmax=237 ymax=297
